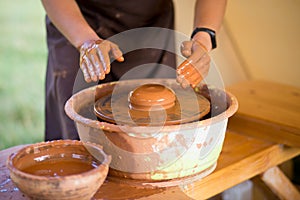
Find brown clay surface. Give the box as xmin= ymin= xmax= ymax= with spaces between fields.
xmin=94 ymin=81 xmax=210 ymax=126
xmin=129 ymin=83 xmax=176 ymax=111
xmin=21 ymin=159 xmax=97 ymax=177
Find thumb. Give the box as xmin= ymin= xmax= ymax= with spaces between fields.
xmin=181 ymin=41 xmax=193 ymax=58
xmin=110 ymin=43 xmax=124 ymax=62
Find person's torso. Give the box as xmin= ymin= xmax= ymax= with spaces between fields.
xmin=75 ymin=0 xmax=174 ymax=37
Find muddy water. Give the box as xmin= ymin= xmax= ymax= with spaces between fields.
xmin=21 ymin=159 xmax=98 ymax=177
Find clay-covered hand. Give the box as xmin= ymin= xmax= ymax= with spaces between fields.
xmin=177 ymin=40 xmax=210 ymax=88
xmin=79 ymin=39 xmax=124 ymax=83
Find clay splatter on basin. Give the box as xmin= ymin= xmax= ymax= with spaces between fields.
xmin=65 ymin=79 xmax=238 ymax=185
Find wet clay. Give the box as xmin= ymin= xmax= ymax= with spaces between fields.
xmin=129 ymin=83 xmax=176 ymax=111
xmin=94 ymin=81 xmax=211 ymax=126
xmin=21 ymin=159 xmax=97 ymax=177
xmin=177 ymin=60 xmax=203 ymax=88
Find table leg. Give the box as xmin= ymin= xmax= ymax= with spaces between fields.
xmin=260 ymin=166 xmax=300 ymax=200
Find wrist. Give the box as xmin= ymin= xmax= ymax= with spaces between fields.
xmin=74 ymin=31 xmax=102 ymax=50
xmin=191 ymin=27 xmax=217 ymax=51
xmin=77 ymin=39 xmax=103 ymax=51
xmin=192 ymin=31 xmax=212 ymax=52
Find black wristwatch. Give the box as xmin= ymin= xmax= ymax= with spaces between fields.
xmin=191 ymin=27 xmax=217 ymax=49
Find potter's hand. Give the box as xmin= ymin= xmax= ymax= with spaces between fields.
xmin=79 ymin=39 xmax=124 ymax=83
xmin=177 ymin=40 xmax=210 ymax=88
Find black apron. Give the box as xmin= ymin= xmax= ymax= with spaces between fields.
xmin=45 ymin=0 xmax=176 ymax=140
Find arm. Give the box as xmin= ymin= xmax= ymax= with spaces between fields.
xmin=177 ymin=0 xmax=227 ymax=88
xmin=193 ymin=0 xmax=227 ymax=51
xmin=41 ymin=0 xmax=99 ymax=48
xmin=41 ymin=0 xmax=124 ymax=82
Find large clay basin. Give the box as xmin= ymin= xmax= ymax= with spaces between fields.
xmin=65 ymin=79 xmax=238 ymax=182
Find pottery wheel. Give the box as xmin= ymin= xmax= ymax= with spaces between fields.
xmin=94 ymin=81 xmax=210 ymax=126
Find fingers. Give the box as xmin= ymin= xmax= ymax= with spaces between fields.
xmin=90 ymin=51 xmax=105 ymax=80
xmin=87 ymin=48 xmax=103 ymax=81
xmin=110 ymin=43 xmax=124 ymax=62
xmin=96 ymin=43 xmax=111 ymax=76
xmin=80 ymin=57 xmax=91 ymax=83
xmin=79 ymin=40 xmax=124 ymax=83
xmin=177 ymin=61 xmax=209 ymax=88
xmin=177 ymin=40 xmax=211 ymax=88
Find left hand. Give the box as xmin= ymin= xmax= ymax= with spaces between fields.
xmin=177 ymin=40 xmax=211 ymax=88
xmin=79 ymin=39 xmax=124 ymax=83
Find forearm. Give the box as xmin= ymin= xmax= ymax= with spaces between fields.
xmin=41 ymin=0 xmax=100 ymax=48
xmin=194 ymin=0 xmax=227 ymax=32
xmin=193 ymin=0 xmax=227 ymax=51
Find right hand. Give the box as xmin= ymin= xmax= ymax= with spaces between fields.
xmin=177 ymin=39 xmax=210 ymax=88
xmin=79 ymin=39 xmax=124 ymax=83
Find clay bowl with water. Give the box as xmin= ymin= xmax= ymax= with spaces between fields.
xmin=7 ymin=140 xmax=111 ymax=200
xmin=65 ymin=79 xmax=238 ymax=186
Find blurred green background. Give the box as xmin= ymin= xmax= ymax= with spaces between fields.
xmin=0 ymin=0 xmax=46 ymax=149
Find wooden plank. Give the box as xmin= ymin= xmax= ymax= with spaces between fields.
xmin=180 ymin=137 xmax=300 ymax=199
xmin=261 ymin=166 xmax=300 ymax=200
xmin=94 ymin=176 xmax=193 ymax=200
xmin=227 ymin=80 xmax=300 ymax=147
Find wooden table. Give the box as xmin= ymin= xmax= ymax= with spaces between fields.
xmin=1 ymin=80 xmax=300 ymax=199
xmin=226 ymin=80 xmax=300 ymax=199
xmin=1 ymin=131 xmax=300 ymax=200
xmin=227 ymin=80 xmax=300 ymax=147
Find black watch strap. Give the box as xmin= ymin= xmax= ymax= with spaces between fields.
xmin=191 ymin=27 xmax=217 ymax=49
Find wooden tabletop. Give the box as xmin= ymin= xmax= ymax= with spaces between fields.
xmin=1 ymin=131 xmax=300 ymax=200
xmin=227 ymin=80 xmax=300 ymax=147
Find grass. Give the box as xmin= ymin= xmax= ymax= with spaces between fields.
xmin=0 ymin=0 xmax=47 ymax=150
